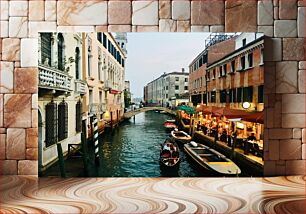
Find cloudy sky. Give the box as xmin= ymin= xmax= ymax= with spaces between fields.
xmin=125 ymin=33 xmax=210 ymax=98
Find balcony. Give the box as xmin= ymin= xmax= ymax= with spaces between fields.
xmin=38 ymin=64 xmax=72 ymax=92
xmin=89 ymin=103 xmax=99 ymax=114
xmin=75 ymin=79 xmax=86 ymax=95
xmin=104 ymin=80 xmax=112 ymax=90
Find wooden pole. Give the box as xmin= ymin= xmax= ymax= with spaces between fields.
xmin=81 ymin=120 xmax=89 ymax=176
xmin=56 ymin=143 xmax=66 ymax=178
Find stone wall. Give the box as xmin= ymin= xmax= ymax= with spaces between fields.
xmin=0 ymin=0 xmax=305 ymax=176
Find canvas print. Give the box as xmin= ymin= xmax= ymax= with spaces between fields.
xmin=38 ymin=32 xmax=264 ymax=177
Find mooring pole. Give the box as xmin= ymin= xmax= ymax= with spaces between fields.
xmin=56 ymin=143 xmax=66 ymax=178
xmin=81 ymin=120 xmax=89 ymax=176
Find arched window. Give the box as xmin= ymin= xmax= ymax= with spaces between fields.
xmin=41 ymin=33 xmax=52 ymax=66
xmin=58 ymin=99 xmax=68 ymax=141
xmin=75 ymin=47 xmax=80 ymax=79
xmin=57 ymin=33 xmax=65 ymax=71
xmin=45 ymin=100 xmax=57 ymax=147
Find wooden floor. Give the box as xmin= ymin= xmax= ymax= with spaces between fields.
xmin=0 ymin=176 xmax=305 ymax=213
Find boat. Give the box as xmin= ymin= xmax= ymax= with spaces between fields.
xmin=171 ymin=130 xmax=192 ymax=144
xmin=184 ymin=141 xmax=241 ymax=175
xmin=160 ymin=138 xmax=180 ymax=167
xmin=160 ymin=111 xmax=167 ymax=114
xmin=164 ymin=120 xmax=177 ymax=131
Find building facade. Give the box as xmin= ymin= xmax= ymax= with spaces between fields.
xmin=38 ymin=33 xmax=86 ymax=172
xmin=82 ymin=33 xmax=126 ymax=131
xmin=144 ymin=69 xmax=189 ymax=107
xmin=189 ymin=34 xmax=236 ymax=106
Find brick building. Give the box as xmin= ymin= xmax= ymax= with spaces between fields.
xmin=189 ymin=34 xmax=236 ymax=106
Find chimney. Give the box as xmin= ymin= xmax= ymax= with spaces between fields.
xmin=182 ymin=68 xmax=185 ymax=73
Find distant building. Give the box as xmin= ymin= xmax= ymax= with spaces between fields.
xmin=124 ymin=80 xmax=132 ymax=108
xmin=144 ymin=69 xmax=189 ymax=107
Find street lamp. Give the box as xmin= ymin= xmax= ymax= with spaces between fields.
xmin=242 ymin=102 xmax=251 ymax=109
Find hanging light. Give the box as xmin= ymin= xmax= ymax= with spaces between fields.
xmin=104 ymin=110 xmax=110 ymax=119
xmin=242 ymin=102 xmax=251 ymax=109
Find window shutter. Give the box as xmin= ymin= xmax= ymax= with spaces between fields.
xmin=76 ymin=100 xmax=82 ymax=133
xmin=58 ymin=100 xmax=68 ymax=141
xmin=46 ymin=101 xmax=57 ymax=147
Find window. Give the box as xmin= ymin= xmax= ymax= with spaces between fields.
xmin=76 ymin=100 xmax=82 ymax=133
xmin=185 ymin=78 xmax=188 ymax=82
xmin=58 ymin=100 xmax=68 ymax=142
xmin=175 ymin=77 xmax=179 ymax=81
xmin=206 ymin=71 xmax=210 ymax=81
xmin=220 ymin=90 xmax=227 ymax=103
xmin=75 ymin=47 xmax=81 ymax=79
xmin=89 ymin=90 xmax=93 ymax=106
xmin=243 ymin=86 xmax=253 ymax=102
xmin=41 ymin=33 xmax=52 ymax=66
xmin=213 ymin=69 xmax=216 ymax=79
xmin=98 ymin=49 xmax=102 ymax=81
xmin=229 ymin=88 xmax=237 ymax=103
xmin=175 ymin=85 xmax=179 ymax=90
xmin=231 ymin=60 xmax=235 ymax=73
xmin=175 ymin=94 xmax=179 ymax=98
xmin=207 ymin=92 xmax=210 ymax=103
xmin=203 ymin=93 xmax=207 ymax=104
xmin=88 ymin=39 xmax=92 ymax=77
xmin=45 ymin=101 xmax=57 ymax=147
xmin=242 ymin=38 xmax=247 ymax=46
xmin=103 ymin=33 xmax=107 ymax=48
xmin=184 ymin=86 xmax=188 ymax=90
xmin=97 ymin=32 xmax=102 ymax=43
xmin=258 ymin=85 xmax=264 ymax=103
xmin=223 ymin=64 xmax=227 ymax=76
xmin=240 ymin=56 xmax=245 ymax=70
xmin=237 ymin=87 xmax=243 ymax=102
xmin=211 ymin=91 xmax=216 ymax=103
xmin=248 ymin=53 xmax=253 ymax=68
xmin=260 ymin=48 xmax=264 ymax=64
xmin=57 ymin=33 xmax=65 ymax=71
xmin=199 ymin=58 xmax=203 ymax=67
xmin=166 ymin=94 xmax=168 ymax=98
xmin=166 ymin=86 xmax=168 ymax=90
xmin=219 ymin=66 xmax=222 ymax=77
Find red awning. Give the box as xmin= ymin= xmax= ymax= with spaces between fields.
xmin=110 ymin=89 xmax=121 ymax=94
xmin=196 ymin=105 xmax=222 ymax=115
xmin=241 ymin=111 xmax=264 ymax=124
xmin=213 ymin=107 xmax=252 ymax=119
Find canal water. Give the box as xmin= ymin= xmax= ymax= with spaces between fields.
xmin=91 ymin=111 xmax=219 ymax=177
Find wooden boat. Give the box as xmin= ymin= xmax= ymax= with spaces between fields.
xmin=160 ymin=139 xmax=180 ymax=167
xmin=171 ymin=130 xmax=192 ymax=144
xmin=164 ymin=120 xmax=177 ymax=131
xmin=184 ymin=141 xmax=241 ymax=175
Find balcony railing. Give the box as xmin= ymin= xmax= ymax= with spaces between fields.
xmin=38 ymin=64 xmax=72 ymax=92
xmin=75 ymin=79 xmax=86 ymax=95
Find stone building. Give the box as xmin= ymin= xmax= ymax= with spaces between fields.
xmin=144 ymin=69 xmax=189 ymax=107
xmin=82 ymin=33 xmax=126 ymax=130
xmin=38 ymin=33 xmax=86 ymax=172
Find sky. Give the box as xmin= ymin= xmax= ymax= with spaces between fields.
xmin=125 ymin=33 xmax=210 ymax=98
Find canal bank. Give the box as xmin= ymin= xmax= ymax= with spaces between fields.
xmin=42 ymin=111 xmax=250 ymax=177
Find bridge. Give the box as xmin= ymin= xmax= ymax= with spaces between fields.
xmin=123 ymin=107 xmax=176 ymax=119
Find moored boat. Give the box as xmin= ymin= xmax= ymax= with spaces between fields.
xmin=160 ymin=138 xmax=180 ymax=167
xmin=171 ymin=130 xmax=192 ymax=144
xmin=184 ymin=141 xmax=241 ymax=175
xmin=164 ymin=120 xmax=177 ymax=131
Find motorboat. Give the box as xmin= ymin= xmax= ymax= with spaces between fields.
xmin=164 ymin=119 xmax=177 ymax=131
xmin=184 ymin=141 xmax=241 ymax=175
xmin=160 ymin=138 xmax=180 ymax=167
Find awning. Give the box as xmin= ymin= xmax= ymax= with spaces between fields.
xmin=110 ymin=89 xmax=121 ymax=94
xmin=241 ymin=111 xmax=264 ymax=124
xmin=213 ymin=107 xmax=252 ymax=119
xmin=176 ymin=105 xmax=195 ymax=115
xmin=196 ymin=105 xmax=222 ymax=115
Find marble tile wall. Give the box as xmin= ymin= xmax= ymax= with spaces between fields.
xmin=0 ymin=0 xmax=305 ymax=176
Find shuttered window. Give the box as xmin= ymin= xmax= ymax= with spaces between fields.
xmin=258 ymin=85 xmax=264 ymax=103
xmin=45 ymin=101 xmax=57 ymax=147
xmin=57 ymin=33 xmax=64 ymax=71
xmin=76 ymin=100 xmax=82 ymax=133
xmin=41 ymin=33 xmax=52 ymax=66
xmin=243 ymin=86 xmax=253 ymax=102
xmin=58 ymin=100 xmax=68 ymax=141
xmin=220 ymin=90 xmax=227 ymax=103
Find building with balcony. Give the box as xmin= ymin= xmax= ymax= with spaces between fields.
xmin=144 ymin=69 xmax=189 ymax=107
xmin=38 ymin=33 xmax=86 ymax=172
xmin=82 ymin=33 xmax=126 ymax=131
